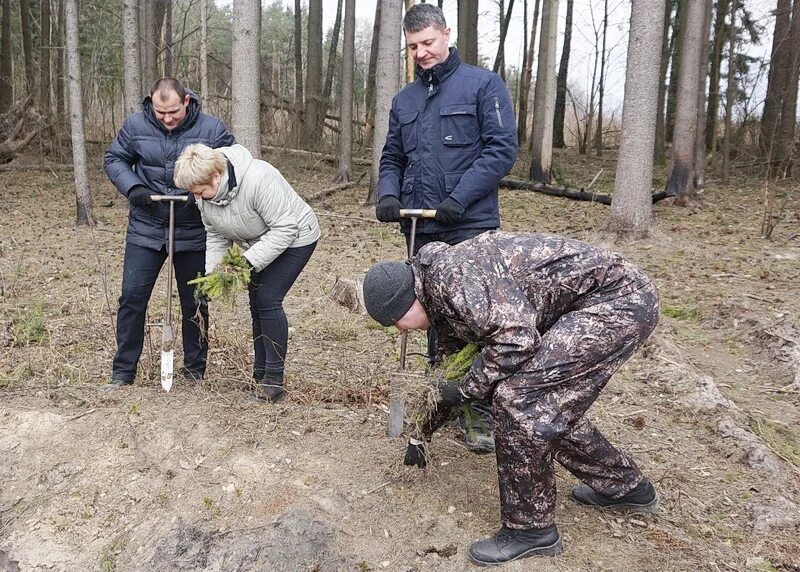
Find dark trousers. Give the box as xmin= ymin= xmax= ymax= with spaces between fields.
xmin=248 ymin=242 xmax=316 ymax=379
xmin=113 ymin=243 xmax=208 ymax=382
xmin=494 ymin=282 xmax=660 ymax=529
xmin=406 ymin=227 xmax=496 ymax=426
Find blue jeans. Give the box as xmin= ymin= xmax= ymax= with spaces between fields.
xmin=113 ymin=243 xmax=208 ymax=382
xmin=248 ymin=242 xmax=317 ymax=379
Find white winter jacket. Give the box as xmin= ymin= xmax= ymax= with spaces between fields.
xmin=199 ymin=145 xmax=321 ymax=273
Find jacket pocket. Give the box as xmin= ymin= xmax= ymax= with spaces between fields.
xmin=398 ymin=111 xmax=419 ymax=153
xmin=440 ymin=104 xmax=478 ymax=146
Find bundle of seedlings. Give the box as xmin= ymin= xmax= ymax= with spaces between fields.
xmin=406 ymin=342 xmax=480 ymax=440
xmin=188 ymin=245 xmax=251 ymax=307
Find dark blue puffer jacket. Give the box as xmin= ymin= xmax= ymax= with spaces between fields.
xmin=104 ymin=91 xmax=235 ymax=252
xmin=378 ymin=48 xmax=518 ymax=234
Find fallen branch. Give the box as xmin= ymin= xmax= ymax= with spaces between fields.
xmin=306 ymin=171 xmax=367 ymax=203
xmin=263 ymin=145 xmax=371 ymax=167
xmin=499 ymin=177 xmax=674 ymax=206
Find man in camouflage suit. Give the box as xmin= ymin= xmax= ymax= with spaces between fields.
xmin=362 ymin=231 xmax=660 ymax=566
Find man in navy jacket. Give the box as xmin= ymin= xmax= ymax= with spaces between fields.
xmin=103 ymin=77 xmax=235 ymax=388
xmin=376 ymin=4 xmax=518 ymax=451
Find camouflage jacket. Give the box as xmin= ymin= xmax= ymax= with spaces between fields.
xmin=412 ymin=231 xmax=654 ymax=399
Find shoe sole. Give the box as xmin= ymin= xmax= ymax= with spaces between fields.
xmin=468 ymin=536 xmax=563 ymax=567
xmin=571 ymin=491 xmax=660 ymax=514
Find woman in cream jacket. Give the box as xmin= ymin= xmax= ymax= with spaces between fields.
xmin=175 ymin=143 xmax=320 ymax=402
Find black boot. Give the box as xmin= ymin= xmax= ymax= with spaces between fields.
xmin=97 ymin=378 xmax=134 ymax=392
xmin=468 ymin=525 xmax=562 ymax=566
xmin=571 ymin=478 xmax=659 ymax=513
xmin=252 ymin=371 xmax=284 ymax=403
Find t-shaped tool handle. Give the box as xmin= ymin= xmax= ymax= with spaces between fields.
xmin=399 ymin=209 xmax=437 ymax=219
xmin=150 ymin=195 xmax=190 ymax=202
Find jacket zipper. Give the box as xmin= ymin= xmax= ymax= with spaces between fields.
xmin=494 ymin=97 xmax=503 ymax=128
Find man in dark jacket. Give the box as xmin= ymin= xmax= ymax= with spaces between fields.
xmin=103 ymin=77 xmax=235 ymax=388
xmin=375 ymin=4 xmax=518 ymax=452
xmin=362 ymin=231 xmax=660 ymax=566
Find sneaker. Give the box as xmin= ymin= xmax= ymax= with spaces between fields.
xmin=468 ymin=525 xmax=562 ymax=566
xmin=97 ymin=379 xmax=134 ymax=392
xmin=570 ymin=478 xmax=659 ymax=513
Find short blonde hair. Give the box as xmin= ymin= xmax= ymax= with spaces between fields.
xmin=174 ymin=143 xmax=227 ymax=189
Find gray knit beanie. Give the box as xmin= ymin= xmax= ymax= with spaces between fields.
xmin=363 ymin=261 xmax=416 ymax=326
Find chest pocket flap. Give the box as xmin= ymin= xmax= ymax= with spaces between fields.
xmin=398 ymin=110 xmax=419 ymax=153
xmin=440 ymin=104 xmax=478 ymax=146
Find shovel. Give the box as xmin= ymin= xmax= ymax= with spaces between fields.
xmin=150 ymin=194 xmax=188 ymax=392
xmin=388 ymin=208 xmax=437 ymax=438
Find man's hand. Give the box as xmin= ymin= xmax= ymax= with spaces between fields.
xmin=127 ymin=185 xmax=154 ymax=207
xmin=434 ymin=197 xmax=465 ymax=225
xmin=403 ymin=438 xmax=427 ymax=468
xmin=376 ymin=196 xmax=402 ymax=222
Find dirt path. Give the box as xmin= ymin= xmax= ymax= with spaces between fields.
xmin=1 ymin=153 xmax=798 ymax=571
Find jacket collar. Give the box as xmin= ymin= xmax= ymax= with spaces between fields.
xmin=141 ymin=89 xmax=201 ymax=134
xmin=415 ymin=48 xmax=461 ymax=88
xmin=207 ymin=159 xmax=239 ymax=206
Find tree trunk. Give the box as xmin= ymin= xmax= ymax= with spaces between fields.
xmin=529 ymin=0 xmax=559 ymax=183
xmin=405 ymin=0 xmax=415 ymax=83
xmin=123 ymin=0 xmax=142 ymax=116
xmin=722 ymin=0 xmax=737 ymax=182
xmin=54 ymin=0 xmax=64 ymax=123
xmin=665 ymin=0 xmax=686 ymax=143
xmin=693 ymin=0 xmax=713 ymax=190
xmin=653 ymin=0 xmax=672 ymax=165
xmin=199 ymin=0 xmax=208 ymax=108
xmin=303 ymin=0 xmax=323 ymax=147
xmin=20 ymin=0 xmax=35 ymax=98
xmin=594 ymin=0 xmax=608 ymax=155
xmin=518 ymin=0 xmax=540 ymax=145
xmin=608 ymin=0 xmax=665 ymax=236
xmin=293 ymin=0 xmax=304 ymax=114
xmin=232 ymin=0 xmax=261 ymax=158
xmin=142 ymin=0 xmax=156 ymax=88
xmin=364 ymin=1 xmax=381 ymax=147
xmin=368 ymin=0 xmax=401 ymax=203
xmin=336 ymin=0 xmax=355 ymax=183
xmin=457 ymin=0 xmax=479 ymax=66
xmin=760 ymin=0 xmax=792 ymax=162
xmin=553 ymin=0 xmax=572 ymax=149
xmin=39 ymin=0 xmax=51 ymax=111
xmin=321 ymin=0 xmax=343 ymax=123
xmin=163 ymin=0 xmax=174 ymax=77
xmin=64 ymin=0 xmax=94 ymax=225
xmin=665 ymin=0 xmax=707 ymax=203
xmin=775 ymin=0 xmax=800 ymax=175
xmin=0 ymin=0 xmax=12 ymax=113
xmin=493 ymin=0 xmax=515 ymax=75
xmin=705 ymin=0 xmax=730 ymax=156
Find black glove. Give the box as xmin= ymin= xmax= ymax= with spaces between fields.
xmin=434 ymin=197 xmax=465 ymax=225
xmin=127 ymin=185 xmax=153 ymax=207
xmin=376 ymin=196 xmax=402 ymax=222
xmin=403 ymin=438 xmax=427 ymax=468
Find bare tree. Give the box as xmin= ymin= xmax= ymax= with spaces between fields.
xmin=693 ymin=0 xmax=713 ymax=189
xmin=321 ymin=0 xmax=343 ymax=122
xmin=759 ymin=0 xmax=792 ymax=162
xmin=20 ymin=0 xmax=35 ymax=99
xmin=705 ymin=0 xmax=731 ymax=156
xmin=529 ymin=0 xmax=559 ymax=183
xmin=553 ymin=0 xmax=572 ymax=148
xmin=653 ymin=0 xmax=672 ymax=165
xmin=594 ymin=0 xmax=608 ymax=155
xmin=40 ymin=0 xmax=51 ymax=111
xmin=64 ymin=0 xmax=94 ymax=225
xmin=336 ymin=0 xmax=355 ymax=183
xmin=141 ymin=0 xmax=156 ymax=87
xmin=368 ymin=0 xmax=401 ymax=202
xmin=493 ymin=0 xmax=515 ymax=75
xmin=776 ymin=0 xmax=800 ymax=174
xmin=232 ymin=0 xmax=262 ymax=157
xmin=364 ymin=2 xmax=381 ymax=146
xmin=199 ymin=0 xmax=208 ymax=108
xmin=293 ymin=0 xmax=304 ymax=115
xmin=162 ymin=0 xmax=174 ymax=77
xmin=303 ymin=0 xmax=323 ymax=147
xmin=54 ymin=0 xmax=64 ymax=122
xmin=457 ymin=0 xmax=478 ymax=65
xmin=722 ymin=0 xmax=737 ymax=182
xmin=664 ymin=0 xmax=708 ymax=204
xmin=665 ymin=0 xmax=685 ymax=143
xmin=607 ymin=0 xmax=665 ymax=236
xmin=0 ymin=0 xmax=13 ymax=113
xmin=518 ymin=0 xmax=540 ymax=145
xmin=123 ymin=0 xmax=142 ymax=116
xmin=405 ymin=0 xmax=415 ymax=83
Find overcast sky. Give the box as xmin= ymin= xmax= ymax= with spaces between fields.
xmin=217 ymin=0 xmax=776 ymax=116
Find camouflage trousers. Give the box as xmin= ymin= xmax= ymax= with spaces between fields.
xmin=493 ymin=280 xmax=659 ymax=529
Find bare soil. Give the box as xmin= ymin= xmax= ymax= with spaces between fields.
xmin=1 ymin=149 xmax=799 ymax=572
